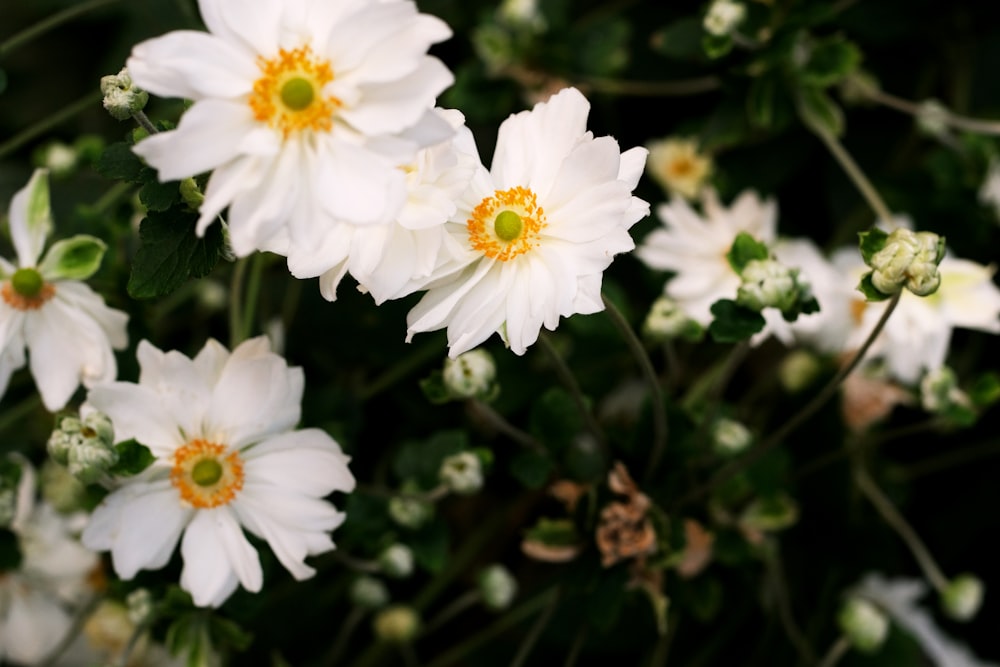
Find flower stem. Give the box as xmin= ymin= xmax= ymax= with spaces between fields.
xmin=602 ymin=293 xmax=668 ymax=480
xmin=228 ymin=256 xmax=249 ymax=349
xmin=132 ymin=109 xmax=159 ymax=135
xmin=537 ymin=332 xmax=607 ymax=450
xmin=238 ymin=252 xmax=266 ymax=344
xmin=764 ymin=541 xmax=816 ymax=664
xmin=816 ymin=636 xmax=851 ymax=667
xmin=578 ymin=75 xmax=721 ymax=97
xmin=0 ymin=0 xmax=121 ymax=57
xmin=0 ymin=92 xmax=100 ymax=160
xmin=813 ymin=127 xmax=894 ymax=224
xmin=868 ymin=88 xmax=1000 ymax=135
xmin=323 ymin=607 xmax=366 ymax=667
xmin=466 ymin=399 xmax=544 ymax=452
xmin=853 ymin=462 xmax=950 ymax=592
xmin=680 ymin=291 xmax=902 ymax=506
xmin=509 ymin=588 xmax=560 ymax=667
xmin=420 ymin=590 xmax=482 ymax=636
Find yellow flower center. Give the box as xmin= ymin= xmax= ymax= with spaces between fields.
xmin=170 ymin=439 xmax=244 ymax=509
xmin=467 ymin=186 xmax=547 ymax=261
xmin=249 ymin=45 xmax=339 ymax=138
xmin=2 ymin=268 xmax=55 ymax=311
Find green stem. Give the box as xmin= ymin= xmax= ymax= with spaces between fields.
xmin=238 ymin=252 xmax=266 ymax=344
xmin=466 ymin=399 xmax=543 ymax=452
xmin=509 ymin=588 xmax=560 ymax=667
xmin=579 ymin=75 xmax=721 ymax=97
xmin=602 ymin=293 xmax=668 ymax=480
xmin=868 ymin=88 xmax=1000 ymax=135
xmin=764 ymin=542 xmax=816 ymax=665
xmin=0 ymin=92 xmax=101 ymax=160
xmin=0 ymin=394 xmax=42 ymax=431
xmin=537 ymin=332 xmax=607 ymax=450
xmin=816 ymin=636 xmax=851 ymax=667
xmin=813 ymin=127 xmax=894 ymax=224
xmin=420 ymin=590 xmax=481 ymax=636
xmin=358 ymin=338 xmax=444 ymax=401
xmin=323 ymin=607 xmax=367 ymax=667
xmin=131 ymin=109 xmax=159 ymax=135
xmin=228 ymin=256 xmax=248 ymax=349
xmin=894 ymin=436 xmax=1000 ymax=482
xmin=0 ymin=0 xmax=121 ymax=57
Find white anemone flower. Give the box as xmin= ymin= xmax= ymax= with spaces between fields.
xmin=81 ymin=337 xmax=355 ymax=608
xmin=405 ymin=87 xmax=650 ymax=357
xmin=128 ymin=0 xmax=455 ymax=256
xmin=0 ymin=169 xmax=128 ymax=411
xmin=276 ymin=108 xmax=480 ymax=304
xmin=636 ymin=188 xmax=778 ymax=327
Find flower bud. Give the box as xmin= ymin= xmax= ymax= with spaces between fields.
xmin=778 ymin=349 xmax=823 ymax=393
xmin=642 ymin=295 xmax=701 ymax=342
xmin=919 ymin=366 xmax=970 ymax=413
xmin=442 ymin=349 xmax=497 ymax=400
xmin=703 ymin=0 xmax=747 ymax=37
xmin=388 ymin=492 xmax=434 ymax=530
xmin=736 ymin=259 xmax=799 ymax=312
xmin=126 ymin=588 xmax=154 ymax=626
xmin=35 ymin=141 xmax=79 ymax=177
xmin=712 ymin=417 xmax=753 ymax=455
xmin=39 ymin=460 xmax=88 ymax=513
xmin=838 ymin=596 xmax=888 ymax=653
xmin=350 ymin=576 xmax=390 ymax=610
xmin=439 ymin=452 xmax=484 ymax=495
xmin=48 ymin=412 xmax=118 ymax=484
xmin=378 ymin=544 xmax=414 ymax=579
xmin=478 ymin=564 xmax=518 ymax=611
xmin=915 ymin=99 xmax=951 ymax=138
xmin=498 ymin=0 xmax=547 ymax=32
xmin=100 ymin=67 xmax=149 ymax=121
xmin=83 ymin=600 xmax=137 ymax=658
xmin=179 ymin=178 xmax=205 ymax=209
xmin=373 ymin=605 xmax=420 ymax=643
xmin=869 ymin=228 xmax=944 ymax=297
xmin=941 ymin=574 xmax=983 ymax=621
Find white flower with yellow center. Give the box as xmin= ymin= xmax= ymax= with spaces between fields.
xmin=80 ymin=337 xmax=355 ymax=608
xmin=405 ymin=87 xmax=649 ymax=356
xmin=0 ymin=169 xmax=128 ymax=411
xmin=127 ymin=0 xmax=455 ymax=256
xmin=645 ymin=137 xmax=712 ymax=200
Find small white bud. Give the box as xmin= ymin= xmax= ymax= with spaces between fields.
xmin=373 ymin=605 xmax=421 ymax=643
xmin=703 ymin=0 xmax=747 ymax=37
xmin=941 ymin=574 xmax=984 ymax=621
xmin=37 ymin=141 xmax=79 ymax=176
xmin=778 ymin=349 xmax=823 ymax=393
xmin=916 ymin=99 xmax=951 ymax=138
xmin=642 ymin=295 xmax=700 ymax=341
xmin=48 ymin=411 xmax=118 ymax=484
xmin=126 ymin=588 xmax=154 ymax=626
xmin=100 ymin=67 xmax=149 ymax=121
xmin=869 ymin=228 xmax=944 ymax=297
xmin=712 ymin=417 xmax=753 ymax=455
xmin=478 ymin=565 xmax=518 ymax=611
xmin=497 ymin=0 xmax=547 ymax=32
xmin=439 ymin=452 xmax=484 ymax=495
xmin=350 ymin=576 xmax=390 ymax=610
xmin=443 ymin=349 xmax=497 ymax=400
xmin=388 ymin=495 xmax=434 ymax=530
xmin=838 ymin=597 xmax=889 ymax=653
xmin=83 ymin=600 xmax=137 ymax=657
xmin=379 ymin=544 xmax=415 ymax=579
xmin=737 ymin=259 xmax=799 ymax=312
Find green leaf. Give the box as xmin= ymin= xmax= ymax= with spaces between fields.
xmin=0 ymin=529 xmax=21 ymax=571
xmin=37 ymin=235 xmax=106 ymax=280
xmin=128 ymin=207 xmax=226 ymax=299
xmin=529 ymin=387 xmax=582 ymax=454
xmin=418 ymin=370 xmax=452 ymax=405
xmin=858 ymin=228 xmax=889 ymax=265
xmin=509 ymin=449 xmax=553 ymax=489
xmin=410 ymin=518 xmax=450 ymax=573
xmin=971 ymin=372 xmax=1000 ymax=408
xmin=109 ymin=439 xmax=155 ymax=477
xmin=799 ymin=36 xmax=862 ymax=88
xmin=726 ymin=232 xmax=770 ymax=273
xmin=140 ymin=178 xmax=183 ymax=212
xmin=708 ymin=299 xmax=766 ymax=343
xmin=587 ymin=567 xmax=629 ymax=632
xmin=523 ymin=517 xmax=580 ymax=548
xmin=796 ymin=86 xmax=844 ymax=136
xmin=96 ymin=141 xmax=146 ymax=183
xmin=856 ymin=272 xmax=891 ymax=302
xmin=209 ymin=615 xmax=254 ymax=652
xmin=746 ymin=72 xmax=792 ymax=131
xmin=650 ymin=17 xmax=704 ymax=61
xmin=702 ymin=33 xmax=733 ymax=59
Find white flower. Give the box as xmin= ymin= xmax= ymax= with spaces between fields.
xmin=278 ymin=108 xmax=480 ymax=304
xmin=81 ymin=337 xmax=355 ymax=608
xmin=439 ymin=451 xmax=484 ymax=494
xmin=0 ymin=169 xmax=128 ymax=411
xmin=855 ymin=573 xmax=997 ymax=667
xmin=833 ymin=247 xmax=1000 ymax=384
xmin=645 ymin=137 xmax=712 ymax=200
xmin=406 ymin=87 xmax=649 ymax=357
xmin=127 ymin=0 xmax=455 ymax=256
xmin=703 ymin=0 xmax=747 ymax=37
xmin=636 ymin=188 xmax=777 ymax=329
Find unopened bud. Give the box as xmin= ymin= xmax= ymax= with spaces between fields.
xmin=778 ymin=349 xmax=823 ymax=393
xmin=478 ymin=564 xmax=517 ymax=611
xmin=48 ymin=412 xmax=118 ymax=483
xmin=838 ymin=597 xmax=888 ymax=653
xmin=373 ymin=605 xmax=420 ymax=643
xmin=941 ymin=574 xmax=983 ymax=621
xmin=737 ymin=259 xmax=799 ymax=312
xmin=712 ymin=417 xmax=753 ymax=455
xmin=439 ymin=452 xmax=484 ymax=495
xmin=39 ymin=460 xmax=87 ymax=513
xmin=916 ymin=99 xmax=951 ymax=138
xmin=703 ymin=0 xmax=746 ymax=37
xmin=126 ymin=588 xmax=154 ymax=626
xmin=869 ymin=228 xmax=944 ymax=296
xmin=378 ymin=544 xmax=414 ymax=579
xmin=35 ymin=141 xmax=79 ymax=176
xmin=388 ymin=492 xmax=434 ymax=530
xmin=646 ymin=137 xmax=712 ymax=200
xmin=350 ymin=576 xmax=390 ymax=610
xmin=920 ymin=366 xmax=970 ymax=414
xmin=442 ymin=349 xmax=497 ymax=400
xmin=643 ymin=295 xmax=702 ymax=342
xmin=179 ymin=178 xmax=205 ymax=209
xmin=100 ymin=67 xmax=149 ymax=121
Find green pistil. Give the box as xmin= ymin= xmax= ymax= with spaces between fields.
xmin=11 ymin=267 xmax=44 ymax=297
xmin=494 ymin=210 xmax=523 ymax=242
xmin=280 ymin=77 xmax=315 ymax=111
xmin=192 ymin=459 xmax=223 ymax=486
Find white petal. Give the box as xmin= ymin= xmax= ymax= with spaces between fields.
xmin=50 ymin=282 xmax=129 ymax=350
xmin=243 ymin=428 xmax=354 ymax=496
xmin=197 ymin=0 xmax=283 ymax=56
xmin=180 ymin=510 xmax=254 ymax=607
xmin=7 ymin=168 xmax=52 ymax=267
xmin=85 ymin=382 xmax=184 ymax=456
xmin=128 ymin=30 xmax=257 ymax=100
xmin=340 ymin=58 xmax=454 ymax=136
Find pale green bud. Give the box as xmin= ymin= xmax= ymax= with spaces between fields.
xmin=642 ymin=295 xmax=701 ymax=342
xmin=838 ymin=597 xmax=888 ymax=653
xmin=942 ymin=574 xmax=984 ymax=621
xmin=350 ymin=576 xmax=390 ymax=610
xmin=712 ymin=417 xmax=753 ymax=455
xmin=126 ymin=588 xmax=154 ymax=626
xmin=442 ymin=349 xmax=497 ymax=400
xmin=737 ymin=259 xmax=799 ymax=312
xmin=179 ymin=178 xmax=205 ymax=209
xmin=100 ymin=67 xmax=149 ymax=121
xmin=388 ymin=495 xmax=434 ymax=530
xmin=478 ymin=564 xmax=517 ymax=611
xmin=372 ymin=605 xmax=420 ymax=643
xmin=378 ymin=544 xmax=414 ymax=579
xmin=779 ymin=349 xmax=824 ymax=393
xmin=498 ymin=0 xmax=547 ymax=32
xmin=36 ymin=141 xmax=79 ymax=176
xmin=869 ymin=228 xmax=944 ymax=296
xmin=703 ymin=0 xmax=746 ymax=37
xmin=39 ymin=460 xmax=88 ymax=513
xmin=49 ymin=412 xmax=118 ymax=483
xmin=439 ymin=452 xmax=484 ymax=495
xmin=916 ymin=99 xmax=951 ymax=138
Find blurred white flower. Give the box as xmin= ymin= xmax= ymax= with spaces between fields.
xmin=703 ymin=0 xmax=747 ymax=37
xmin=0 ymin=169 xmax=128 ymax=411
xmin=406 ymin=87 xmax=649 ymax=357
xmin=645 ymin=137 xmax=712 ymax=200
xmin=127 ymin=0 xmax=454 ymax=256
xmin=81 ymin=337 xmax=355 ymax=608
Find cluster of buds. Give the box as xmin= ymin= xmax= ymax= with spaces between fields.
xmin=47 ymin=411 xmax=118 ymax=484
xmin=864 ymin=227 xmax=945 ymax=297
xmin=438 ymin=451 xmax=484 ymax=495
xmin=100 ymin=67 xmax=149 ymax=121
xmin=736 ymin=259 xmax=802 ymax=313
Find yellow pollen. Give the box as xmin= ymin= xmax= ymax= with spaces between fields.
xmin=249 ymin=46 xmax=339 ymax=138
xmin=2 ymin=280 xmax=55 ymax=311
xmin=850 ymin=298 xmax=868 ymax=325
xmin=170 ymin=439 xmax=244 ymax=509
xmin=668 ymin=157 xmax=694 ymax=178
xmin=467 ymin=186 xmax=546 ymax=261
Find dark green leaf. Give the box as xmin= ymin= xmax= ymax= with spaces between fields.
xmin=109 ymin=439 xmax=155 ymax=476
xmin=96 ymin=141 xmax=146 ymax=183
xmin=708 ymin=299 xmax=766 ymax=343
xmin=971 ymin=372 xmax=1000 ymax=408
xmin=410 ymin=518 xmax=450 ymax=573
xmin=529 ymin=387 xmax=582 ymax=454
xmin=587 ymin=567 xmax=629 ymax=632
xmin=726 ymin=232 xmax=770 ymax=273
xmin=128 ymin=207 xmax=226 ymax=300
xmin=856 ymin=272 xmax=891 ymax=301
xmin=419 ymin=370 xmax=452 ymax=405
xmin=139 ymin=178 xmax=182 ymax=212
xmin=796 ymin=86 xmax=845 ymax=136
xmin=509 ymin=449 xmax=553 ymax=489
xmin=702 ymin=33 xmax=733 ymax=59
xmin=209 ymin=615 xmax=254 ymax=652
xmin=799 ymin=36 xmax=862 ymax=88
xmin=0 ymin=529 xmax=21 ymax=571
xmin=858 ymin=228 xmax=889 ymax=265
xmin=650 ymin=17 xmax=704 ymax=61
xmin=392 ymin=430 xmax=468 ymax=488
